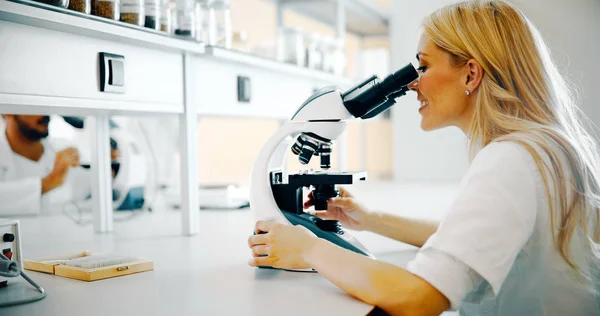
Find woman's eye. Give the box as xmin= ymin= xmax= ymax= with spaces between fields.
xmin=417 ymin=66 xmax=427 ymax=73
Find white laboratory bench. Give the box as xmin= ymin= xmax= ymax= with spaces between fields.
xmin=1 ymin=181 xmax=460 ymax=316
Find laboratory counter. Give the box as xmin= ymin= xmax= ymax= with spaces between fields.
xmin=1 ymin=181 xmax=460 ymax=316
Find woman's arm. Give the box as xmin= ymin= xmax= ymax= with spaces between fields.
xmin=305 ymin=237 xmax=450 ymax=315
xmin=249 ymin=221 xmax=450 ymax=316
xmin=365 ymin=212 xmax=439 ymax=248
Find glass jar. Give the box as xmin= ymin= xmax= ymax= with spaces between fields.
xmin=120 ymin=0 xmax=145 ymax=26
xmin=35 ymin=0 xmax=69 ymax=8
xmin=94 ymin=0 xmax=119 ymax=20
xmin=174 ymin=0 xmax=195 ymax=38
xmin=206 ymin=0 xmax=216 ymax=45
xmin=306 ymin=34 xmax=323 ymax=70
xmin=160 ymin=0 xmax=173 ymax=33
xmin=212 ymin=0 xmax=231 ymax=48
xmin=68 ymin=0 xmax=91 ymax=13
xmin=194 ymin=0 xmax=211 ymax=42
xmin=331 ymin=38 xmax=346 ymax=75
xmin=320 ymin=37 xmax=335 ymax=73
xmin=144 ymin=0 xmax=160 ymax=30
xmin=280 ymin=27 xmax=305 ymax=66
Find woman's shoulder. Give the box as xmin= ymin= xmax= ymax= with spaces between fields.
xmin=470 ymin=132 xmax=561 ymax=188
xmin=466 ymin=134 xmax=548 ymax=186
xmin=472 ymin=138 xmax=535 ymax=168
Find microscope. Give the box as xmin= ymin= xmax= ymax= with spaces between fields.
xmin=249 ymin=64 xmax=418 ymax=259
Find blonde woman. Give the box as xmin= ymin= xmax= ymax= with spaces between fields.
xmin=247 ymin=1 xmax=600 ymax=314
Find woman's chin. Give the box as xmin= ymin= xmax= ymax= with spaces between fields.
xmin=420 ymin=119 xmax=443 ymax=131
xmin=420 ymin=120 xmax=435 ymax=131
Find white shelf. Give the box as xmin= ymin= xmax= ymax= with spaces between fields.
xmin=0 ymin=1 xmax=354 ymax=87
xmin=0 ymin=0 xmax=206 ymax=54
xmin=272 ymin=0 xmax=389 ymax=37
xmin=0 ymin=93 xmax=184 ymax=115
xmin=204 ymin=46 xmax=354 ymax=86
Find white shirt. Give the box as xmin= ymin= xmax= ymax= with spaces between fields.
xmin=407 ymin=138 xmax=600 ymax=315
xmin=0 ymin=128 xmax=91 ymax=216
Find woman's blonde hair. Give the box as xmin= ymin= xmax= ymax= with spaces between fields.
xmin=423 ymin=0 xmax=600 ymax=277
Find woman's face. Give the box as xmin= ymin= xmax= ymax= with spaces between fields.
xmin=408 ymin=34 xmax=474 ymax=133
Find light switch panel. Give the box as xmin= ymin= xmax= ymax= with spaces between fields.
xmin=100 ymin=52 xmax=126 ymax=94
xmin=237 ymin=75 xmax=251 ymax=103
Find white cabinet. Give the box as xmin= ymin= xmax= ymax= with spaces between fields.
xmin=0 ymin=20 xmax=184 ymax=114
xmin=193 ymin=47 xmax=353 ymax=120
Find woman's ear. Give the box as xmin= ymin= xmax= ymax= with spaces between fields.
xmin=464 ymin=59 xmax=483 ymax=93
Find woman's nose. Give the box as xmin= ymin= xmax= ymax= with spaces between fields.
xmin=408 ymin=78 xmax=419 ymax=91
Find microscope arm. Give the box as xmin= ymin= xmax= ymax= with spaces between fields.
xmin=249 ymin=122 xmax=307 ymax=224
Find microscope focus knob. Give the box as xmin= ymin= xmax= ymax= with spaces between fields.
xmin=316 ymin=220 xmax=343 ymax=234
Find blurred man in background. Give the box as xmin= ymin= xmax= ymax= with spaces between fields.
xmin=0 ymin=115 xmax=117 ymax=216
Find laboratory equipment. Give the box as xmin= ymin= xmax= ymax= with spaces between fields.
xmin=61 ymin=116 xmax=147 ymax=211
xmin=249 ymin=63 xmax=419 ymax=259
xmin=120 ymin=0 xmax=145 ymax=26
xmin=0 ymin=219 xmax=46 ymax=307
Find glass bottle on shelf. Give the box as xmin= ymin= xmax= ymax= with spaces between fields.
xmin=175 ymin=0 xmax=195 ymax=38
xmin=194 ymin=0 xmax=211 ymax=42
xmin=160 ymin=0 xmax=173 ymax=33
xmin=94 ymin=0 xmax=119 ymax=20
xmin=331 ymin=38 xmax=346 ymax=75
xmin=306 ymin=34 xmax=323 ymax=71
xmin=280 ymin=27 xmax=305 ymax=67
xmin=144 ymin=0 xmax=160 ymax=30
xmin=212 ymin=0 xmax=231 ymax=49
xmin=206 ymin=0 xmax=216 ymax=45
xmin=120 ymin=0 xmax=145 ymax=26
xmin=68 ymin=0 xmax=91 ymax=14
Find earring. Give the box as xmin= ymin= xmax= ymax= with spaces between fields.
xmin=465 ymin=89 xmax=471 ymax=96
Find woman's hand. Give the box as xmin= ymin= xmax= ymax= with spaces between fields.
xmin=304 ymin=187 xmax=372 ymax=231
xmin=247 ymin=221 xmax=319 ymax=270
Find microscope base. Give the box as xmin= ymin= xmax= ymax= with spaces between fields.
xmin=282 ymin=212 xmax=375 ymax=259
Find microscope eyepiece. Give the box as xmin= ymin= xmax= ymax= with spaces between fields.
xmin=342 ymin=63 xmax=418 ymax=119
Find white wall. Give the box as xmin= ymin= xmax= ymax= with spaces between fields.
xmin=391 ymin=0 xmax=469 ymax=182
xmin=509 ymin=0 xmax=600 ymax=130
xmin=390 ymin=0 xmax=600 ymax=181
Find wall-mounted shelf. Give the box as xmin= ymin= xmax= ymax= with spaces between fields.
xmin=0 ymin=0 xmax=206 ymax=54
xmin=195 ymin=46 xmax=355 ymax=119
xmin=269 ymin=0 xmax=390 ymax=37
xmin=205 ymin=46 xmax=353 ymax=86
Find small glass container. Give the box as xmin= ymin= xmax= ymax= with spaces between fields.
xmin=68 ymin=0 xmax=91 ymax=13
xmin=331 ymin=38 xmax=346 ymax=75
xmin=94 ymin=0 xmax=119 ymax=20
xmin=194 ymin=0 xmax=211 ymax=42
xmin=212 ymin=0 xmax=231 ymax=48
xmin=120 ymin=0 xmax=145 ymax=26
xmin=144 ymin=0 xmax=160 ymax=30
xmin=174 ymin=0 xmax=195 ymax=38
xmin=280 ymin=27 xmax=306 ymax=66
xmin=35 ymin=0 xmax=69 ymax=8
xmin=319 ymin=37 xmax=335 ymax=73
xmin=160 ymin=0 xmax=174 ymax=33
xmin=206 ymin=0 xmax=216 ymax=45
xmin=306 ymin=34 xmax=323 ymax=70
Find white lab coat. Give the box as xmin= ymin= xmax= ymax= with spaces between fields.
xmin=407 ymin=136 xmax=600 ymax=315
xmin=0 ymin=127 xmax=91 ymax=216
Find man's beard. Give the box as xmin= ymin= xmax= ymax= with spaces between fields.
xmin=15 ymin=116 xmax=49 ymax=142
